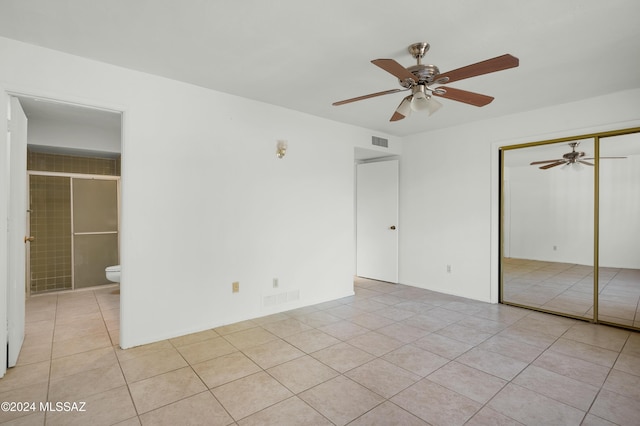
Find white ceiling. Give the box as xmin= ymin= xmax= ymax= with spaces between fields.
xmin=1 ymin=0 xmax=639 ymax=138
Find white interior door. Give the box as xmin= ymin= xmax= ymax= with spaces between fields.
xmin=356 ymin=160 xmax=399 ymax=283
xmin=6 ymin=96 xmax=28 ymax=368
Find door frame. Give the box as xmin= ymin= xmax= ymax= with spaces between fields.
xmin=0 ymin=89 xmax=125 ymax=376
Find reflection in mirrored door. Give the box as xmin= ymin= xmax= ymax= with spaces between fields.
xmin=598 ymin=132 xmax=640 ymax=328
xmin=501 ymin=138 xmax=595 ymax=320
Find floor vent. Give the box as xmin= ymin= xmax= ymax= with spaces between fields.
xmin=372 ymin=136 xmax=388 ymax=148
xmin=263 ymin=290 xmax=300 ymax=307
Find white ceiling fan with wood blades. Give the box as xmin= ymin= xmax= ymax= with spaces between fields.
xmin=332 ymin=42 xmax=519 ymax=121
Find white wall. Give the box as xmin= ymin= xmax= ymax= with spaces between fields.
xmin=0 ymin=36 xmax=401 ymax=349
xmin=505 ymin=151 xmax=640 ymax=269
xmin=28 ymin=116 xmax=121 ymax=155
xmin=399 ymin=89 xmax=640 ymax=302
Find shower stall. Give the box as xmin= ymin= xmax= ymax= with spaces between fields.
xmin=27 ymin=151 xmax=120 ymax=294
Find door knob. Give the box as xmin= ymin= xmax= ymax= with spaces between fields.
xmin=389 ymin=226 xmax=396 ymax=230
xmin=24 ymin=236 xmax=35 ymax=243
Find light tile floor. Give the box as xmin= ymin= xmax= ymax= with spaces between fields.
xmin=503 ymin=258 xmax=640 ymax=327
xmin=1 ymin=278 xmax=640 ymax=425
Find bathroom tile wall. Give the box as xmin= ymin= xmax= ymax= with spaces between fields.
xmin=27 ymin=150 xmax=121 ymax=176
xmin=27 ymin=151 xmax=120 ymax=293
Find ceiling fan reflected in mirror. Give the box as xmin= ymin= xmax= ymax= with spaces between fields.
xmin=332 ymin=42 xmax=519 ymax=122
xmin=530 ymin=142 xmax=627 ymax=170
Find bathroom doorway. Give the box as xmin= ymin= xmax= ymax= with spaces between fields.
xmin=18 ymin=96 xmax=122 ymax=295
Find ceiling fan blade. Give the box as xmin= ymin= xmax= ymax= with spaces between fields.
xmin=332 ymin=88 xmax=404 ymax=106
xmin=530 ymin=159 xmax=563 ymax=165
xmin=583 ymin=157 xmax=627 ymax=160
xmin=433 ymin=54 xmax=519 ymax=84
xmin=540 ymin=161 xmax=566 ymax=169
xmin=371 ymin=59 xmax=418 ymax=84
xmin=390 ymin=111 xmax=406 ymax=122
xmin=579 ymin=161 xmax=595 ymax=166
xmin=432 ymin=87 xmax=494 ymax=106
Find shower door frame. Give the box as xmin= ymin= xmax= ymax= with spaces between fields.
xmin=27 ymin=170 xmax=121 ymax=294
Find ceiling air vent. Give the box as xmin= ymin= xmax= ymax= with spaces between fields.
xmin=372 ymin=136 xmax=388 ymax=148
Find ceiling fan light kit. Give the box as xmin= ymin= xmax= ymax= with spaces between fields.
xmin=333 ymin=42 xmax=519 ymax=122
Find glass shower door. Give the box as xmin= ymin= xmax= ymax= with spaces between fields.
xmin=72 ymin=178 xmax=119 ymax=288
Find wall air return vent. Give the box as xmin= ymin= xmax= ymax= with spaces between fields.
xmin=372 ymin=136 xmax=388 ymax=148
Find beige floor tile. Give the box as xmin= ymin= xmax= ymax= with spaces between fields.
xmin=299 ymin=376 xmax=384 ymax=426
xmin=0 ymin=411 xmax=46 ymax=425
xmin=348 ymin=401 xmax=428 ymax=426
xmin=51 ymin=331 xmax=112 ymax=359
xmin=139 ymin=391 xmax=233 ymax=426
xmin=129 ymin=367 xmax=207 ymax=414
xmin=115 ymin=340 xmax=174 ymax=362
xmin=238 ymin=396 xmax=332 ymax=426
xmin=49 ymin=362 xmax=126 ymax=402
xmin=176 ymin=336 xmax=236 ymax=365
xmin=465 ymin=407 xmax=522 ymax=426
xmin=391 ymin=379 xmax=482 ymax=426
xmin=374 ymin=306 xmax=415 ymax=322
xmin=283 ymin=329 xmax=340 ymax=353
xmin=401 ymin=313 xmax=451 ymax=332
xmin=382 ymin=344 xmax=449 ymax=377
xmin=375 ymin=322 xmax=429 ymax=344
xmin=346 ymin=358 xmax=420 ymax=399
xmin=50 ymin=346 xmax=117 ymax=380
xmin=120 ymin=347 xmax=188 ymax=383
xmin=613 ymin=352 xmax=640 ymax=376
xmin=318 ymin=321 xmax=369 ymax=340
xmin=488 ymin=383 xmax=585 ymax=426
xmin=310 ymin=342 xmax=375 ymax=373
xmin=349 ymin=312 xmax=396 ymax=330
xmin=192 ymin=351 xmax=261 ymax=389
xmin=15 ymin=340 xmax=52 ymax=366
xmin=562 ymin=323 xmax=630 ymax=351
xmin=294 ymin=310 xmax=342 ymax=328
xmin=496 ymin=325 xmax=558 ymax=349
xmin=346 ymin=331 xmax=404 ymax=357
xmin=267 ymin=355 xmax=339 ymax=394
xmin=435 ymin=323 xmax=494 ymax=346
xmin=477 ymin=334 xmax=546 ymax=363
xmin=533 ymin=350 xmax=610 ymax=387
xmin=513 ymin=364 xmax=599 ymax=411
xmin=53 ymin=318 xmax=108 ymax=342
xmin=211 ymin=371 xmax=293 ymax=421
xmin=456 ymin=347 xmax=528 ymax=381
xmin=0 ymin=361 xmax=50 ymax=394
xmin=214 ymin=320 xmax=258 ymax=336
xmin=412 ymin=333 xmax=474 ymax=359
xmin=168 ymin=329 xmax=218 ymax=347
xmin=428 ymin=361 xmax=507 ymax=404
xmin=45 ymin=385 xmax=137 ymax=426
xmin=603 ymin=368 xmax=640 ymax=400
xmin=261 ymin=318 xmax=312 ymax=338
xmin=0 ymin=382 xmax=48 ymax=424
xmin=242 ymin=338 xmax=304 ymax=369
xmin=250 ymin=312 xmax=291 ymax=326
xmin=222 ymin=327 xmax=278 ymax=350
xmin=589 ymin=388 xmax=640 ymax=425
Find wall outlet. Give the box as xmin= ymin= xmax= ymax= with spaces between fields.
xmin=446 ymin=264 xmax=452 ymax=273
xmin=232 ymin=281 xmax=239 ymax=293
xmin=273 ymin=278 xmax=278 ymax=288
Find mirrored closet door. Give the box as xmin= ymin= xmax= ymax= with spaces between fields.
xmin=500 ymin=128 xmax=640 ymax=330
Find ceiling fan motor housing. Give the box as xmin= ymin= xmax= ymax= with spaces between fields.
xmin=399 ymin=64 xmax=441 ymax=88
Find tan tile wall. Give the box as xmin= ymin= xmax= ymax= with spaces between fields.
xmin=27 ymin=150 xmax=121 ymax=175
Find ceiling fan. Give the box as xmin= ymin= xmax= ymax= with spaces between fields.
xmin=530 ymin=142 xmax=626 ymax=169
xmin=332 ymin=42 xmax=519 ymax=121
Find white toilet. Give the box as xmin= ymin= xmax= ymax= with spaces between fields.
xmin=105 ymin=265 xmax=121 ymax=283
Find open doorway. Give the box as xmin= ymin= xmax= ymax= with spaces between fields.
xmin=18 ymin=96 xmax=122 ymax=294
